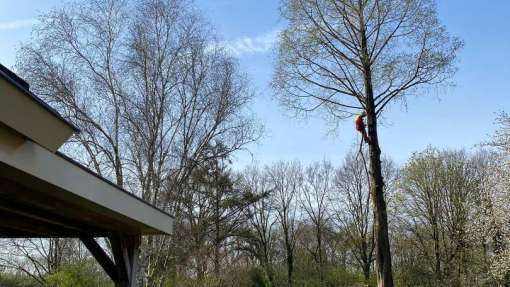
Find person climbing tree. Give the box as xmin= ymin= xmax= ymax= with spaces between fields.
xmin=355 ymin=113 xmax=369 ymax=143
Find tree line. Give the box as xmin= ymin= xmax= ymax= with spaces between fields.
xmin=2 ymin=133 xmax=510 ymax=286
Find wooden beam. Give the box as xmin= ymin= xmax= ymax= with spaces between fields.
xmin=110 ymin=236 xmax=129 ymax=286
xmin=0 ymin=211 xmax=83 ymax=237
xmin=80 ymin=237 xmax=120 ymax=284
xmin=0 ymin=200 xmax=107 ymax=236
xmin=0 ymin=226 xmax=41 ymax=238
xmin=0 ymin=178 xmax=138 ymax=235
xmin=109 ymin=234 xmax=141 ymax=287
xmin=127 ymin=236 xmax=140 ymax=287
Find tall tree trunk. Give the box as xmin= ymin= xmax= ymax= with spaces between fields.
xmin=361 ymin=240 xmax=371 ymax=282
xmin=214 ymin=228 xmax=220 ymax=277
xmin=285 ymin=235 xmax=294 ymax=287
xmin=359 ymin=4 xmax=394 ymax=283
xmin=214 ymin=190 xmax=221 ymax=277
xmin=366 ymin=103 xmax=394 ymax=287
xmin=363 ymin=263 xmax=371 ymax=282
xmin=263 ymin=258 xmax=275 ymax=287
xmin=317 ymin=227 xmax=324 ymax=285
xmin=362 ymin=64 xmax=394 ymax=286
xmin=433 ymin=224 xmax=442 ymax=284
xmin=286 ymin=248 xmax=294 ymax=287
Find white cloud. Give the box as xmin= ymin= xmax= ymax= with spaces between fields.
xmin=0 ymin=19 xmax=37 ymax=31
xmin=220 ymin=29 xmax=281 ymax=57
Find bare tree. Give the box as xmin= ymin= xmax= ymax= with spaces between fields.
xmin=268 ymin=161 xmax=302 ymax=287
xmin=17 ymin=0 xmax=129 ymax=185
xmin=398 ymin=148 xmax=445 ymax=284
xmin=238 ymin=166 xmax=277 ymax=286
xmin=300 ymin=160 xmax=333 ymax=285
xmin=124 ymin=2 xmax=261 ymax=284
xmin=334 ymin=151 xmax=373 ymax=281
xmin=16 ymin=0 xmax=261 ymax=285
xmin=273 ymin=1 xmax=461 ymax=285
xmin=333 ymin=150 xmax=398 ymax=281
xmin=0 ymin=238 xmax=86 ymax=285
xmin=399 ymin=148 xmax=482 ymax=286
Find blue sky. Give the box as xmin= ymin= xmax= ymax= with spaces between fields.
xmin=1 ymin=0 xmax=509 ymax=167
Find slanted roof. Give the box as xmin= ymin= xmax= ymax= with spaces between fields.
xmin=0 ymin=65 xmax=173 ymax=237
xmin=0 ymin=64 xmax=79 ymax=152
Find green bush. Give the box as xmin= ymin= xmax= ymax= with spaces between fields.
xmin=162 ymin=266 xmax=270 ymax=287
xmin=162 ymin=274 xmax=222 ymax=287
xmin=245 ymin=267 xmax=269 ymax=287
xmin=45 ymin=261 xmax=112 ymax=287
xmin=0 ymin=272 xmax=40 ymax=287
xmin=323 ymin=267 xmax=375 ymax=287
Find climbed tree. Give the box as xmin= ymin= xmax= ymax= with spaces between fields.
xmin=272 ymin=0 xmax=461 ymax=285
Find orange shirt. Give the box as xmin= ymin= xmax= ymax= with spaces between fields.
xmin=355 ymin=115 xmax=365 ymax=132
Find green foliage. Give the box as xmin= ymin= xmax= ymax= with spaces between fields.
xmin=159 ymin=265 xmax=376 ymax=287
xmin=289 ymin=266 xmax=375 ymax=287
xmin=162 ymin=267 xmax=269 ymax=287
xmin=288 ymin=249 xmax=374 ymax=287
xmin=245 ymin=267 xmax=268 ymax=287
xmin=44 ymin=261 xmax=112 ymax=287
xmin=323 ymin=267 xmax=375 ymax=287
xmin=162 ymin=275 xmax=220 ymax=287
xmin=394 ymin=266 xmax=437 ymax=287
xmin=0 ymin=272 xmax=40 ymax=287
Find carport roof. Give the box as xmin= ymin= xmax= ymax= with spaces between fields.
xmin=0 ymin=64 xmax=173 ymax=237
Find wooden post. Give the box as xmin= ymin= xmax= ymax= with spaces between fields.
xmin=81 ymin=234 xmax=141 ymax=287
xmin=110 ymin=234 xmax=141 ymax=287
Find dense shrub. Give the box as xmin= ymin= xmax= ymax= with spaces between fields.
xmin=0 ymin=272 xmax=39 ymax=287
xmin=44 ymin=261 xmax=111 ymax=287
